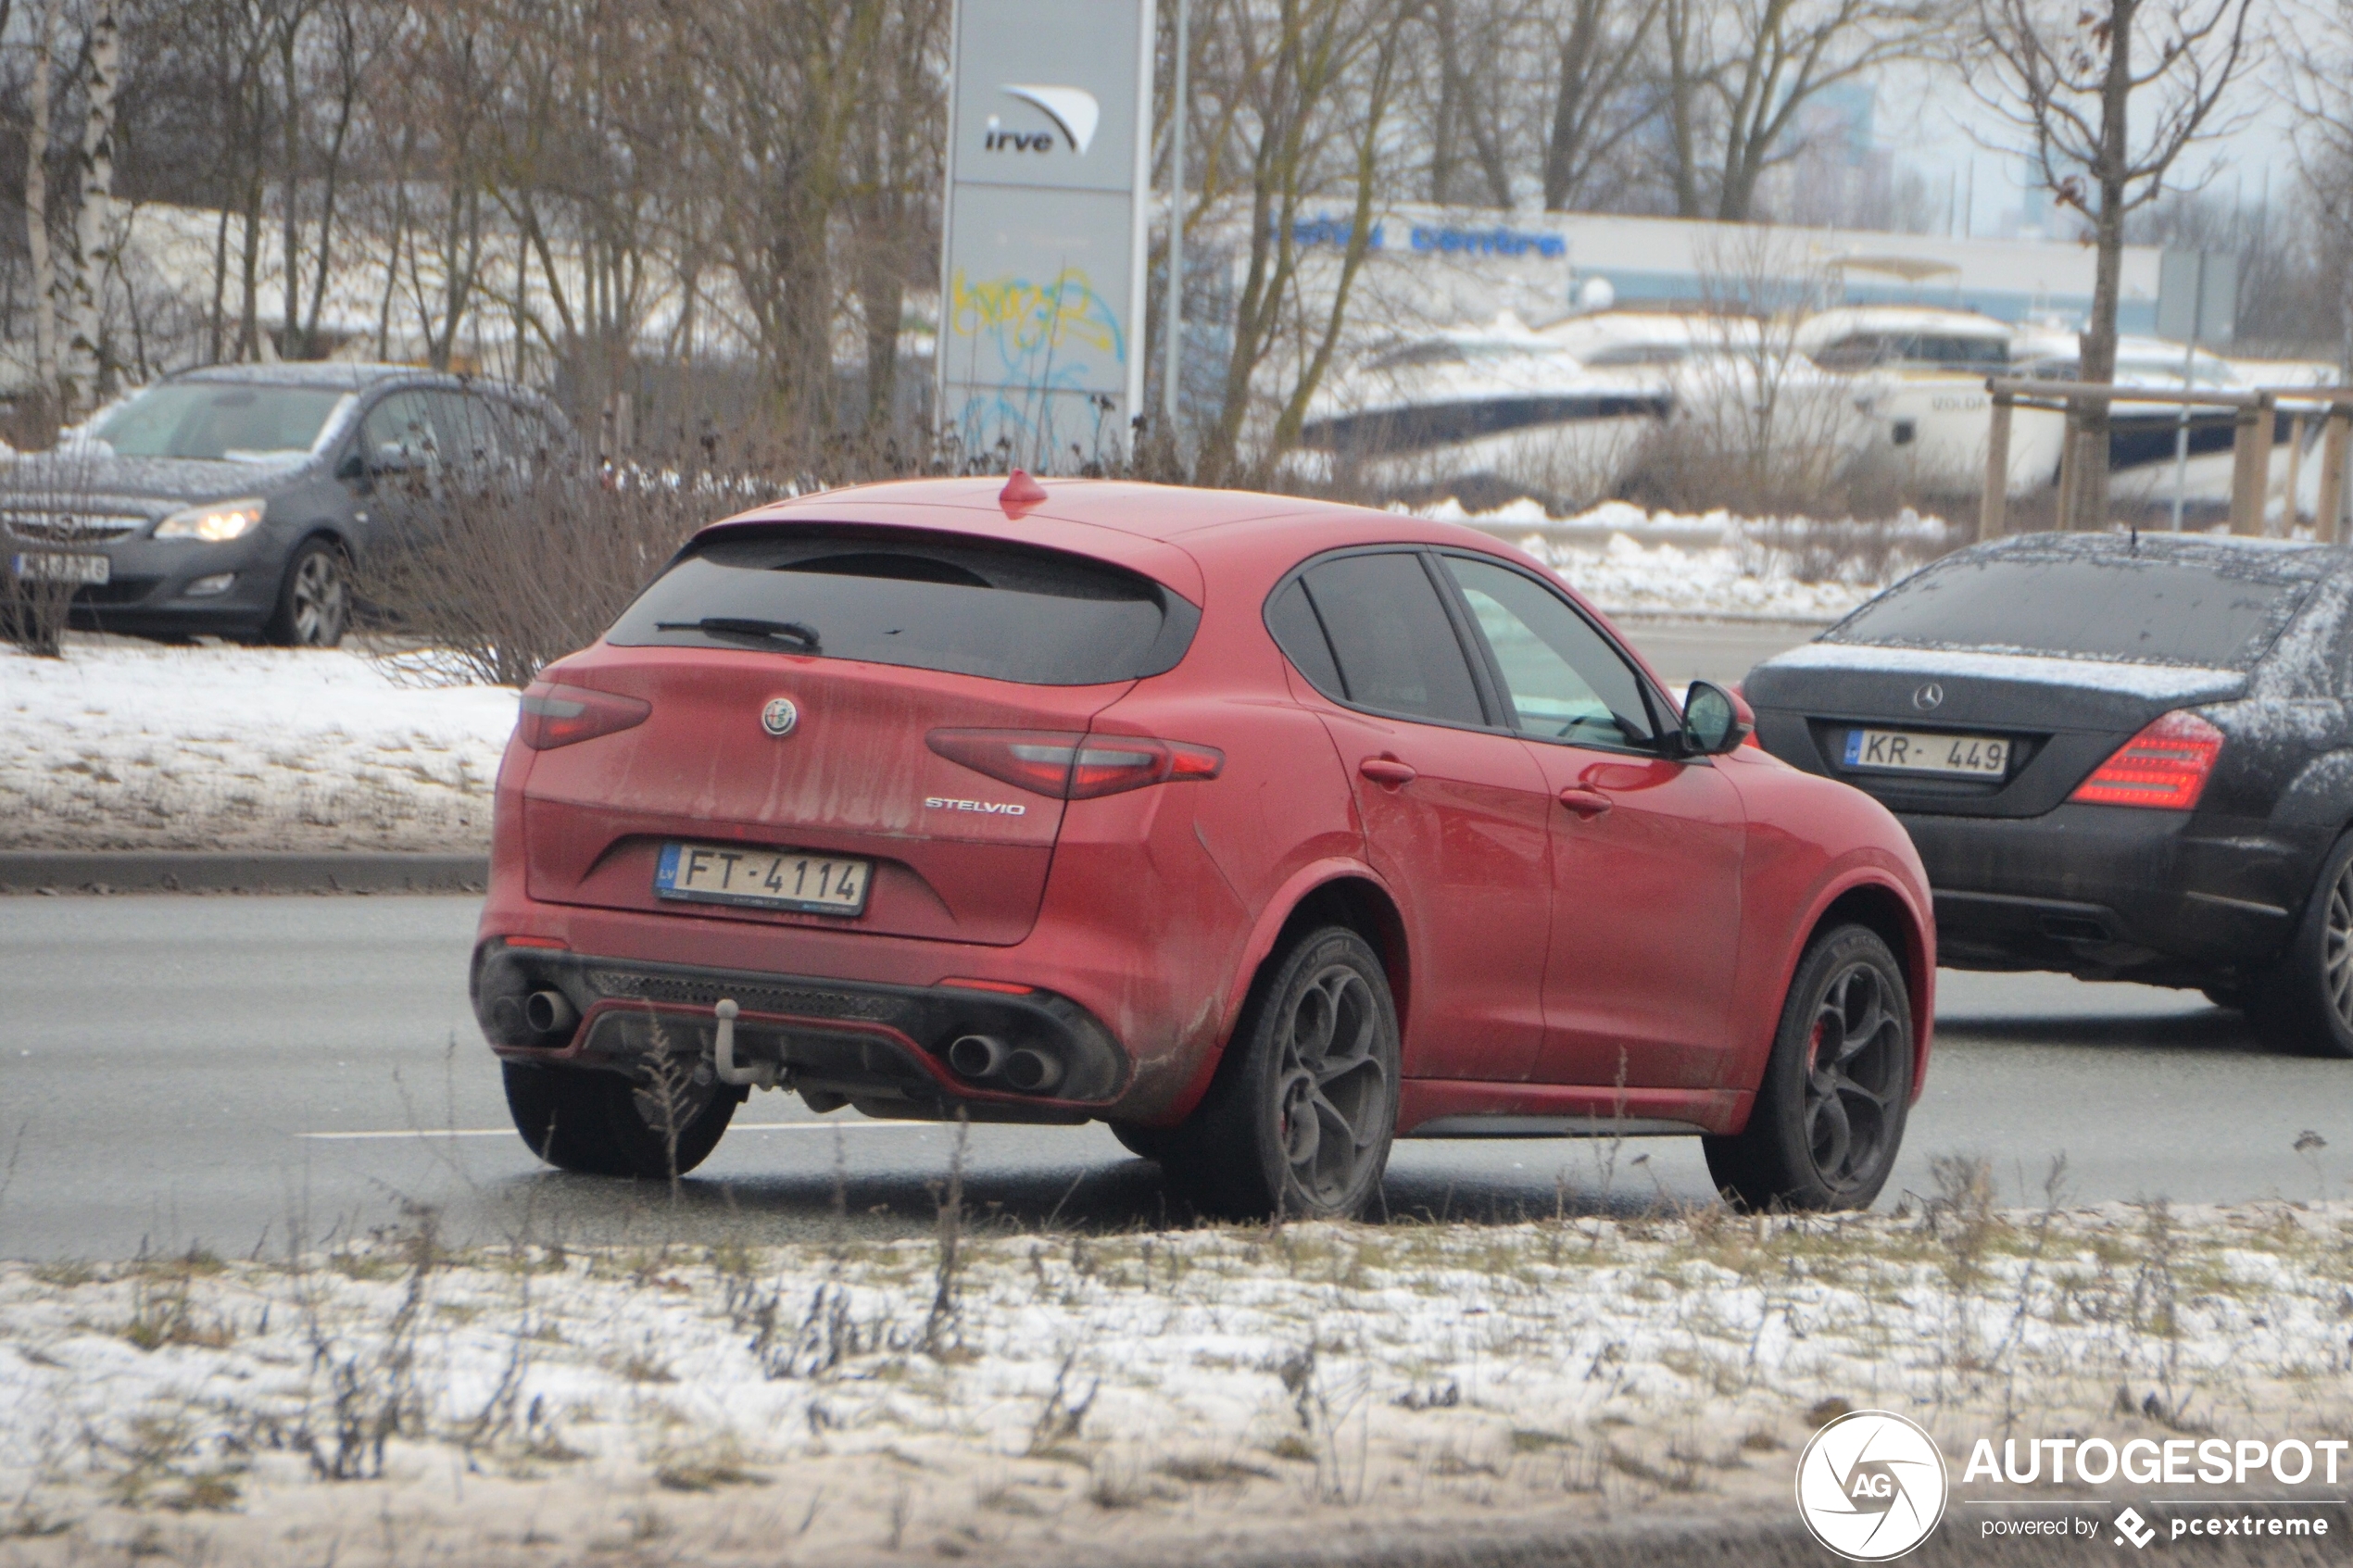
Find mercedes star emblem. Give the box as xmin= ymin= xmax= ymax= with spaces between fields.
xmin=1912 ymin=683 xmax=1944 ymax=711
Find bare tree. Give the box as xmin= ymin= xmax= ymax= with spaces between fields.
xmin=846 ymin=0 xmax=947 ymax=439
xmin=691 ymin=0 xmax=890 ymax=446
xmin=1541 ymin=0 xmax=1664 ymax=211
xmin=1418 ymin=0 xmax=1531 ymax=207
xmin=1192 ymin=0 xmax=1417 ymax=484
xmin=60 ymin=0 xmax=116 ymax=407
xmin=1657 ymin=0 xmax=1957 ymax=221
xmin=1969 ymin=0 xmax=2258 ymax=524
xmin=22 ymin=0 xmax=60 ymax=412
xmin=2286 ymin=3 xmax=2353 ymax=379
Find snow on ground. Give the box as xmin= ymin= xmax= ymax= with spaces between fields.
xmin=0 ymin=637 xmax=516 ymax=854
xmin=1420 ymin=497 xmax=1952 ymax=621
xmin=0 ymin=504 xmax=1927 ymax=855
xmin=2 ymin=1198 xmax=2347 ymax=1565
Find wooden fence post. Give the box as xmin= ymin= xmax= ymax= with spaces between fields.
xmin=2322 ymin=405 xmax=2353 ymax=545
xmin=2284 ymin=413 xmax=2307 ymax=536
xmin=2054 ymin=406 xmax=2078 ymax=533
xmin=2228 ymin=395 xmax=2273 ymax=537
xmin=1979 ymin=390 xmax=2013 ymax=543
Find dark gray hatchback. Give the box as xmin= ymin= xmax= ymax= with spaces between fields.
xmin=0 ymin=362 xmax=563 ymax=646
xmin=1746 ymin=533 xmax=2353 ymax=1056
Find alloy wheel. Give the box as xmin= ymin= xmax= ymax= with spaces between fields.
xmin=1803 ymin=961 xmax=1906 ymax=1193
xmin=290 ymin=550 xmax=348 ymax=645
xmin=2328 ymin=859 xmax=2353 ymax=1031
xmin=1273 ymin=963 xmax=1390 ymax=1208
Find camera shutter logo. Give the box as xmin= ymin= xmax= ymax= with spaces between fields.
xmin=1912 ymin=683 xmax=1944 ymax=711
xmin=1794 ymin=1410 xmax=1948 ymax=1561
xmin=761 ymin=697 xmax=799 ymax=739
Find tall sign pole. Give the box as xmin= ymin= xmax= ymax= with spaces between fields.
xmin=1161 ymin=0 xmax=1187 ymax=445
xmin=937 ymin=0 xmax=1158 ymax=472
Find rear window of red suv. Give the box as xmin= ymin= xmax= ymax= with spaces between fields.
xmin=607 ymin=526 xmax=1201 ymax=685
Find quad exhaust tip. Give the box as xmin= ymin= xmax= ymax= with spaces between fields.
xmin=947 ymin=1033 xmax=1064 ymax=1095
xmin=1001 ymin=1047 xmax=1063 ymax=1094
xmin=948 ymin=1034 xmax=1010 ymax=1080
xmin=522 ymin=989 xmax=576 ymax=1035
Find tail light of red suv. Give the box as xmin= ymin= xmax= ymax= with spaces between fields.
xmin=927 ymin=728 xmax=1223 ymax=799
xmin=517 ymin=683 xmax=652 ymax=750
xmin=2070 ymin=709 xmax=2224 ymax=809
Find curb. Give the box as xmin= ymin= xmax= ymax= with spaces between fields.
xmin=0 ymin=851 xmax=489 ymax=896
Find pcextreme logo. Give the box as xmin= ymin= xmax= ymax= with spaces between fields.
xmin=983 ymin=84 xmax=1101 ymax=155
xmin=1795 ymin=1411 xmax=1950 ymax=1562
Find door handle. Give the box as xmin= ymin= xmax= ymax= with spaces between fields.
xmin=1557 ymin=785 xmax=1613 ymax=817
xmin=1359 ymin=757 xmax=1417 ymax=786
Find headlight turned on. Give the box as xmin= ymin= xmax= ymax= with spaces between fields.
xmin=154 ymin=498 xmax=266 ymax=542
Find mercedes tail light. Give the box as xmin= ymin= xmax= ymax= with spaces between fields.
xmin=2070 ymin=709 xmax=2223 ymax=809
xmin=927 ymin=728 xmax=1224 ymax=799
xmin=517 ymin=683 xmax=652 ymax=750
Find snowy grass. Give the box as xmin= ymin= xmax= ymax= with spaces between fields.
xmin=0 ymin=638 xmax=515 ymax=854
xmin=1423 ymin=497 xmax=1957 ymax=622
xmin=6 ymin=1185 xmax=2353 ymax=1564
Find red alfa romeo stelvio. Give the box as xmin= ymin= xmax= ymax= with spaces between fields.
xmin=472 ymin=476 xmax=1935 ymax=1216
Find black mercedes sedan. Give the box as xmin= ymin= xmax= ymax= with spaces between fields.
xmin=0 ymin=362 xmax=563 ymax=646
xmin=1745 ymin=533 xmax=2353 ymax=1056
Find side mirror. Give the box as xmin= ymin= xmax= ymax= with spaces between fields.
xmin=335 ymin=449 xmax=367 ymax=483
xmin=1680 ymin=680 xmax=1755 ymax=757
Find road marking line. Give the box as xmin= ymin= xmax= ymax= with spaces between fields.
xmin=296 ymin=1123 xmax=937 ymax=1141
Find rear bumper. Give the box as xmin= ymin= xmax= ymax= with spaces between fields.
xmin=1901 ymin=804 xmax=2309 ymax=981
xmin=473 ymin=940 xmax=1126 ymax=1119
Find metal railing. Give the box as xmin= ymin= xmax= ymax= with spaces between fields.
xmin=1977 ymin=377 xmax=2353 ymax=545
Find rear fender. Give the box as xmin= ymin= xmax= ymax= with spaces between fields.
xmin=1149 ymin=857 xmax=1403 ymax=1126
xmin=2271 ymin=747 xmax=2353 ymax=870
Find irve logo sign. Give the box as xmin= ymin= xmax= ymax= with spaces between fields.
xmin=985 ymin=85 xmax=1101 ymax=155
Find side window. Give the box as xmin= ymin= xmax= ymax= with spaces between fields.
xmin=1295 ymin=552 xmax=1486 ymax=727
xmin=496 ymin=397 xmax=563 ymax=459
xmin=1441 ymin=556 xmax=1658 ymax=750
xmin=360 ymin=390 xmax=439 ymax=470
xmin=425 ymin=391 xmax=498 ymax=471
xmin=1265 ymin=577 xmax=1345 ymax=696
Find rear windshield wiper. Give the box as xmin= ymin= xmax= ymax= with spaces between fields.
xmin=656 ymin=616 xmax=821 ymax=650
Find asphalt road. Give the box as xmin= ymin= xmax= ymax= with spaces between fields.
xmin=5 ymin=891 xmax=2347 ymax=1261
xmin=1613 ymin=614 xmax=1829 ymax=689
xmin=15 ymin=615 xmax=2341 ymax=1261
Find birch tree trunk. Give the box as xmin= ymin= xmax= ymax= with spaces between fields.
xmin=23 ymin=0 xmax=60 ymax=417
xmin=64 ymin=1 xmax=120 ymax=413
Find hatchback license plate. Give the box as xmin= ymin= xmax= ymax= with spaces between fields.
xmin=8 ymin=551 xmax=107 ymax=584
xmin=1843 ymin=728 xmax=2009 ymax=777
xmin=655 ymin=843 xmax=873 ymax=915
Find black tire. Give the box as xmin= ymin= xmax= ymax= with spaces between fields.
xmin=502 ymin=1060 xmax=740 ymax=1178
xmin=1158 ymin=926 xmax=1400 ymax=1221
xmin=2251 ymin=831 xmax=2353 ymax=1059
xmin=1704 ymin=924 xmax=1914 ymax=1211
xmin=1107 ymin=1122 xmax=1176 ymax=1162
xmin=266 ymin=537 xmax=351 ymax=647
